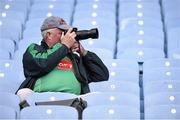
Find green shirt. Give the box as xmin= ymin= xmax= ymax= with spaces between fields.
xmin=33 ymin=57 xmax=81 ymax=95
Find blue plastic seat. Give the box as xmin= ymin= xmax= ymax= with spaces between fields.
xmin=102 ymin=58 xmax=139 ymax=70
xmin=31 ymin=3 xmax=73 ymax=13
xmin=0 ymin=2 xmax=29 ymax=20
xmin=81 ymin=92 xmax=140 ymax=108
xmin=0 ymin=0 xmax=31 ymax=10
xmin=20 ymin=106 xmax=78 ymax=119
xmin=144 ymin=81 xmax=180 ymax=95
xmin=145 ymin=105 xmax=180 ymax=119
xmin=87 ymin=48 xmax=114 ymax=59
xmin=89 ymin=80 xmax=139 ymax=96
xmin=23 ymin=27 xmax=42 ymax=39
xmin=83 ymin=105 xmax=140 ymax=119
xmin=143 ymin=58 xmax=180 ymax=70
xmin=117 ymin=36 xmax=164 ymax=53
xmin=144 ymin=92 xmax=180 ymax=108
xmin=0 ymin=38 xmax=16 ymax=58
xmin=0 ymin=18 xmax=22 ymax=44
xmin=0 ymin=49 xmax=10 ymax=60
xmin=0 ymin=80 xmax=19 ymax=93
xmin=73 ymin=17 xmax=116 ymax=29
xmin=28 ymin=11 xmax=72 ymax=23
xmin=0 ymin=105 xmax=16 ymax=120
xmin=119 ymin=2 xmax=160 ymax=13
xmin=117 ymin=48 xmax=165 ymax=62
xmin=75 ymin=2 xmax=116 ymax=13
xmin=77 ymin=0 xmax=117 ymax=4
xmin=168 ymin=48 xmax=180 ymax=59
xmin=119 ymin=17 xmax=163 ymax=30
xmin=143 ymin=68 xmax=180 ymax=83
xmin=119 ymin=27 xmax=164 ymax=40
xmin=120 ymin=0 xmax=159 ymax=2
xmin=119 ymin=8 xmax=161 ymax=20
xmin=0 ymin=92 xmax=20 ymax=118
xmin=73 ymin=10 xmax=116 ymax=23
xmin=80 ymin=38 xmax=116 ymax=52
xmin=108 ymin=68 xmax=139 ymax=84
xmin=33 ymin=0 xmax=74 ymax=4
xmin=25 ymin=18 xmax=44 ymax=30
xmin=167 ymin=27 xmax=180 ymax=54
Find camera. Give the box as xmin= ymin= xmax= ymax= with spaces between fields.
xmin=65 ymin=28 xmax=99 ymax=41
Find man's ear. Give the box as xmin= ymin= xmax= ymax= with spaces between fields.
xmin=46 ymin=32 xmax=51 ymax=39
xmin=44 ymin=32 xmax=51 ymax=40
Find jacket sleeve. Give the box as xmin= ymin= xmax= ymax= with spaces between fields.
xmin=82 ymin=51 xmax=109 ymax=83
xmin=23 ymin=43 xmax=69 ymax=77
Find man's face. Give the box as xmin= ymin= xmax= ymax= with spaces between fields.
xmin=48 ymin=28 xmax=62 ymax=44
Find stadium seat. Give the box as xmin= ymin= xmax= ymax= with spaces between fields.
xmin=117 ymin=36 xmax=164 ymax=53
xmin=28 ymin=11 xmax=72 ymax=23
xmin=168 ymin=48 xmax=180 ymax=59
xmin=0 ymin=105 xmax=16 ymax=120
xmin=0 ymin=49 xmax=10 ymax=60
xmin=77 ymin=0 xmax=117 ymax=4
xmin=20 ymin=106 xmax=78 ymax=119
xmin=0 ymin=38 xmax=16 ymax=58
xmin=143 ymin=68 xmax=180 ymax=84
xmin=75 ymin=2 xmax=116 ymax=13
xmin=87 ymin=48 xmax=114 ymax=59
xmin=108 ymin=68 xmax=139 ymax=83
xmin=33 ymin=0 xmax=74 ymax=4
xmin=120 ymin=0 xmax=159 ymax=2
xmin=83 ymin=105 xmax=140 ymax=119
xmin=81 ymin=92 xmax=140 ymax=108
xmin=102 ymin=58 xmax=139 ymax=70
xmin=144 ymin=92 xmax=180 ymax=108
xmin=89 ymin=80 xmax=139 ymax=96
xmin=119 ymin=2 xmax=161 ymax=13
xmin=26 ymin=92 xmax=78 ymax=106
xmin=80 ymin=38 xmax=116 ymax=52
xmin=119 ymin=27 xmax=164 ymax=40
xmin=0 ymin=2 xmax=29 ymax=21
xmin=31 ymin=3 xmax=74 ymax=12
xmin=119 ymin=17 xmax=163 ymax=30
xmin=117 ymin=48 xmax=165 ymax=62
xmin=0 ymin=92 xmax=20 ymax=118
xmin=145 ymin=105 xmax=180 ymax=119
xmin=0 ymin=18 xmax=22 ymax=45
xmin=25 ymin=18 xmax=44 ymax=30
xmin=143 ymin=58 xmax=180 ymax=70
xmin=144 ymin=81 xmax=180 ymax=95
xmin=0 ymin=80 xmax=19 ymax=93
xmin=167 ymin=28 xmax=180 ymax=54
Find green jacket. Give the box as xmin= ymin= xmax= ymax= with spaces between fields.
xmin=16 ymin=40 xmax=109 ymax=94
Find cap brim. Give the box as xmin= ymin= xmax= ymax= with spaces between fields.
xmin=58 ymin=24 xmax=73 ymax=31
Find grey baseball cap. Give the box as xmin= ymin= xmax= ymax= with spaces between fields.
xmin=40 ymin=16 xmax=73 ymax=31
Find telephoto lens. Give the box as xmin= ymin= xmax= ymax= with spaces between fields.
xmin=75 ymin=28 xmax=99 ymax=41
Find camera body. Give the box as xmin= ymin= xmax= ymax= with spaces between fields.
xmin=65 ymin=28 xmax=99 ymax=41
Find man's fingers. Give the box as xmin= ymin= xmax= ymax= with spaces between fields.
xmin=66 ymin=28 xmax=73 ymax=34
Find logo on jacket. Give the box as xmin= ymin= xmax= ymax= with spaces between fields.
xmin=56 ymin=60 xmax=74 ymax=70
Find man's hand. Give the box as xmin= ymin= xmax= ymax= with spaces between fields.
xmin=71 ymin=42 xmax=88 ymax=56
xmin=60 ymin=28 xmax=76 ymax=49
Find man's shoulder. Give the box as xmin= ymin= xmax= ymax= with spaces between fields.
xmin=27 ymin=43 xmax=42 ymax=51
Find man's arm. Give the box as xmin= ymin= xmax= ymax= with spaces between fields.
xmin=23 ymin=43 xmax=69 ymax=77
xmin=82 ymin=51 xmax=109 ymax=83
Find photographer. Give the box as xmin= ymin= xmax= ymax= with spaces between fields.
xmin=16 ymin=16 xmax=109 ymax=101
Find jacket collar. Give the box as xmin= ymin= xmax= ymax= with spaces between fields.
xmin=41 ymin=40 xmax=49 ymax=49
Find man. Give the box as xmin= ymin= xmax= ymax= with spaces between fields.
xmin=16 ymin=16 xmax=109 ymax=101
